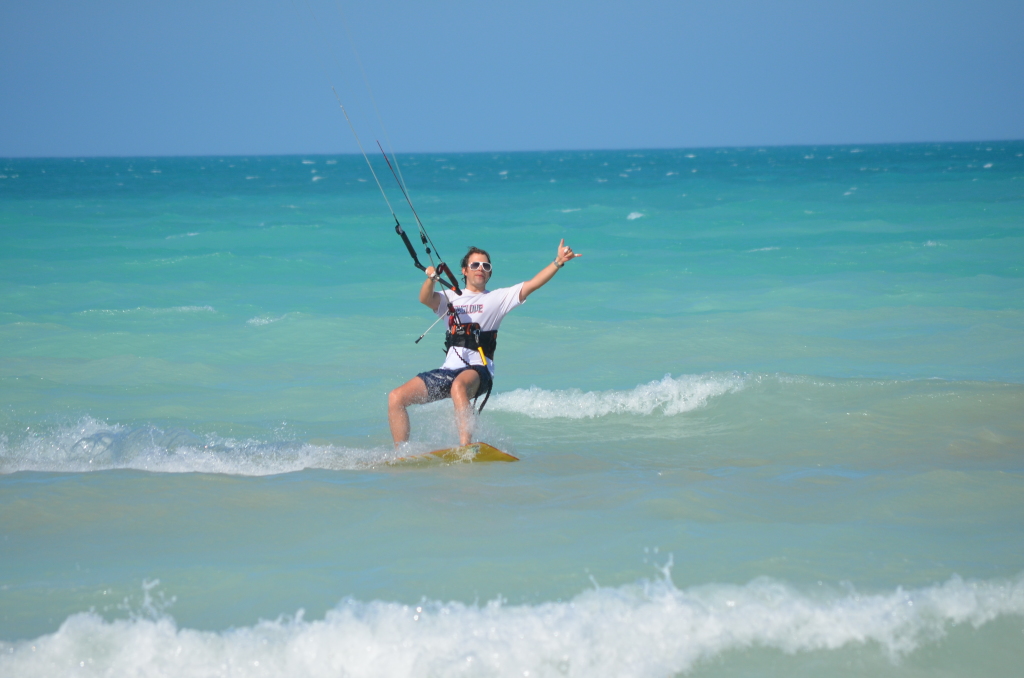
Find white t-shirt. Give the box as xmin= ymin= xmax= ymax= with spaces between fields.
xmin=434 ymin=283 xmax=525 ymax=375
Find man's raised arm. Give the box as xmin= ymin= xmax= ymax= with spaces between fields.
xmin=519 ymin=239 xmax=581 ymax=302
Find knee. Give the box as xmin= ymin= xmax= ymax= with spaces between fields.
xmin=388 ymin=388 xmax=404 ymax=409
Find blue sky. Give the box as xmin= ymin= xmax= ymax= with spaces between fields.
xmin=1 ymin=0 xmax=1022 ymax=157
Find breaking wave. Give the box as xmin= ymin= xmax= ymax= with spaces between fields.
xmin=488 ymin=373 xmax=745 ymax=419
xmin=2 ymin=569 xmax=1022 ymax=678
xmin=0 ymin=417 xmax=406 ymax=475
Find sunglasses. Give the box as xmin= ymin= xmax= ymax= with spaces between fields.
xmin=467 ymin=261 xmax=492 ymax=272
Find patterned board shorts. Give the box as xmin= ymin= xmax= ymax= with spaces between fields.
xmin=416 ymin=366 xmax=493 ymax=403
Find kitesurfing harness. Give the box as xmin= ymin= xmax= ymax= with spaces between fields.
xmin=442 ymin=301 xmax=497 ymax=413
xmin=445 ymin=323 xmax=497 ymax=362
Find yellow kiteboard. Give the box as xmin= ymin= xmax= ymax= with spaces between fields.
xmin=389 ymin=442 xmax=518 ymax=466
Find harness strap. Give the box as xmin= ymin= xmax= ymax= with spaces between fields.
xmin=475 ymin=382 xmax=493 ymax=414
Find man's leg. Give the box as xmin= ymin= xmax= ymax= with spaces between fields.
xmin=388 ymin=377 xmax=430 ymax=446
xmin=450 ymin=369 xmax=481 ymax=446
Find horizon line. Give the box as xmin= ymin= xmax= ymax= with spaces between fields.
xmin=3 ymin=138 xmax=1023 ymax=161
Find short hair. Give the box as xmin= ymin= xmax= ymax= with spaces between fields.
xmin=460 ymin=246 xmax=491 ymax=284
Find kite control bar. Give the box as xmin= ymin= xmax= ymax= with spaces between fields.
xmin=394 ymin=222 xmax=462 ymax=295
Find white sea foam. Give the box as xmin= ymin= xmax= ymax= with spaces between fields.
xmin=489 ymin=373 xmax=744 ymax=419
xmin=627 ymin=211 xmax=644 ymax=220
xmin=246 ymin=314 xmax=284 ymax=326
xmin=0 ymin=417 xmax=402 ymax=475
xmin=75 ymin=305 xmax=215 ymax=315
xmin=165 ymin=305 xmax=215 ymax=313
xmin=3 ymin=570 xmax=1021 ymax=678
xmin=746 ymin=246 xmax=780 ymax=252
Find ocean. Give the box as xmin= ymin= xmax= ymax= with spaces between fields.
xmin=1 ymin=143 xmax=1023 ymax=676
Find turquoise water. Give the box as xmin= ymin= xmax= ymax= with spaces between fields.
xmin=2 ymin=144 xmax=1023 ymax=676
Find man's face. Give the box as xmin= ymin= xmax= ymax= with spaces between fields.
xmin=464 ymin=253 xmax=492 ymax=286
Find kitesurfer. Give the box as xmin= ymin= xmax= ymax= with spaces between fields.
xmin=388 ymin=239 xmax=581 ymax=447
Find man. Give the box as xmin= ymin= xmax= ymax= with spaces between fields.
xmin=388 ymin=239 xmax=581 ymax=447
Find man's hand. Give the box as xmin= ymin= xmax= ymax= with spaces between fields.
xmin=554 ymin=238 xmax=581 ymax=267
xmin=421 ymin=266 xmax=442 ymax=309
